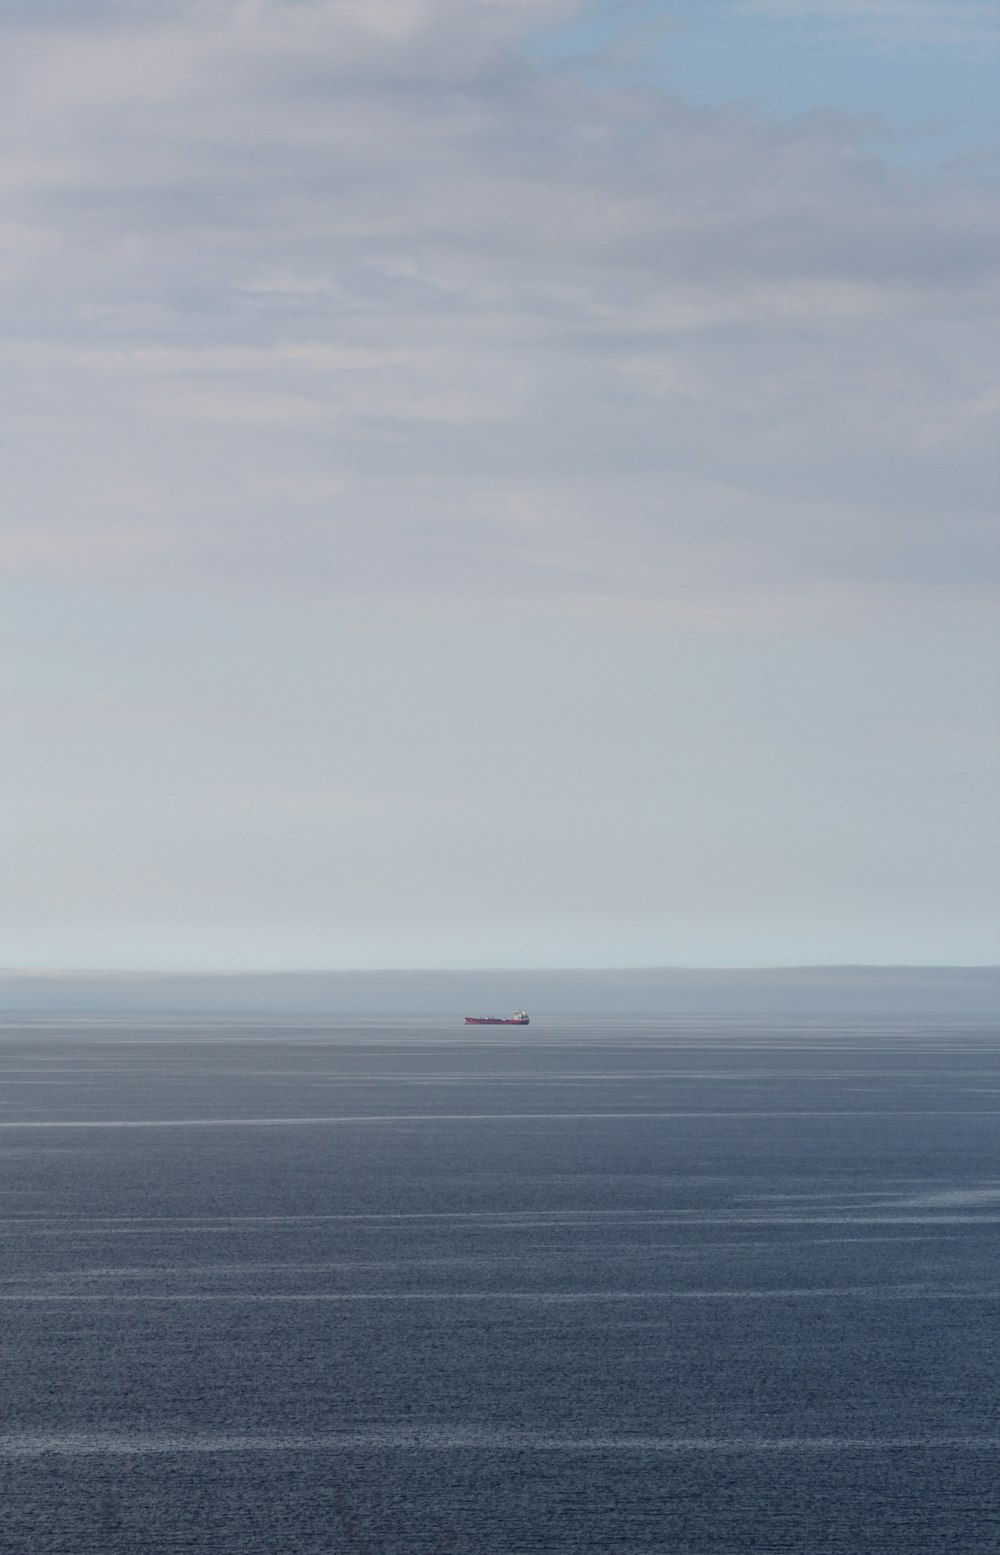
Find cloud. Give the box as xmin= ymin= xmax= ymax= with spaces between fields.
xmin=734 ymin=0 xmax=1000 ymax=49
xmin=0 ymin=0 xmax=997 ymax=616
xmin=0 ymin=522 xmax=170 ymax=578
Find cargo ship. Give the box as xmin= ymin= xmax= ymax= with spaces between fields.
xmin=465 ymin=1011 xmax=530 ymax=1026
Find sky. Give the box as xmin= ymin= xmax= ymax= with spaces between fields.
xmin=2 ymin=0 xmax=998 ymax=971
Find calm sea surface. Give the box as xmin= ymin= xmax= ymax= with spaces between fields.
xmin=1 ymin=1014 xmax=998 ymax=1553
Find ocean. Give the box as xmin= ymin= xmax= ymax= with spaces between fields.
xmin=1 ymin=1013 xmax=998 ymax=1553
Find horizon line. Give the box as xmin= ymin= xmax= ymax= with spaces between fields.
xmin=2 ymin=965 xmax=997 ymax=978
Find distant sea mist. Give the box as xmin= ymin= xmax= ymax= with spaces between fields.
xmin=1 ymin=967 xmax=996 ymax=1018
